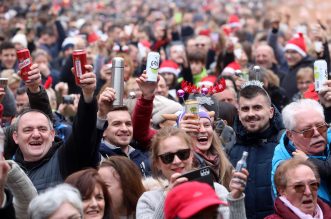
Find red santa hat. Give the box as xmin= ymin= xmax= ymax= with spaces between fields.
xmin=159 ymin=60 xmax=180 ymax=76
xmin=197 ymin=75 xmax=217 ymax=88
xmin=222 ymin=62 xmax=240 ymax=76
xmin=284 ymin=33 xmax=307 ymax=57
xmin=228 ymin=15 xmax=240 ymax=29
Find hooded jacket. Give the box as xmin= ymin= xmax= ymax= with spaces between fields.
xmin=227 ymin=106 xmax=284 ymax=219
xmin=271 ymin=130 xmax=331 ymax=204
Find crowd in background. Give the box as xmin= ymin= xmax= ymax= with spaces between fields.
xmin=1 ymin=0 xmax=331 ymax=218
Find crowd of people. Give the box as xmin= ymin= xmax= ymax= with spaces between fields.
xmin=1 ymin=0 xmax=331 ymax=218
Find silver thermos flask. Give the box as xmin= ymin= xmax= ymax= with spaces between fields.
xmin=111 ymin=57 xmax=124 ymax=106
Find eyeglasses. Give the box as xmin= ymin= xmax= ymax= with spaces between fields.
xmin=291 ymin=123 xmax=329 ymax=138
xmin=158 ymin=149 xmax=191 ymax=164
xmin=287 ymin=181 xmax=320 ymax=194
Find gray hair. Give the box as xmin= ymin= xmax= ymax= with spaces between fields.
xmin=282 ymin=99 xmax=324 ymax=130
xmin=28 ymin=184 xmax=83 ymax=219
xmin=13 ymin=109 xmax=54 ymax=132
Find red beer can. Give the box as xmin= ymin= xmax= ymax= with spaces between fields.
xmin=17 ymin=49 xmax=32 ymax=81
xmin=72 ymin=50 xmax=87 ymax=85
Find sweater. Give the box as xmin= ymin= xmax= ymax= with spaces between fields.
xmin=6 ymin=160 xmax=37 ymax=219
xmin=136 ymin=182 xmax=246 ymax=219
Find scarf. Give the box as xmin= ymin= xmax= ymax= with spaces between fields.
xmin=194 ymin=147 xmax=220 ymax=179
xmin=280 ymin=196 xmax=323 ymax=219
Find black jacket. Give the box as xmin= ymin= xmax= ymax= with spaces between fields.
xmin=227 ymin=107 xmax=284 ymax=219
xmin=14 ymin=87 xmax=100 ymax=192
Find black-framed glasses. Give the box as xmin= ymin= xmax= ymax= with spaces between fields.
xmin=158 ymin=149 xmax=191 ymax=164
xmin=287 ymin=181 xmax=320 ymax=194
xmin=291 ymin=123 xmax=329 ymax=138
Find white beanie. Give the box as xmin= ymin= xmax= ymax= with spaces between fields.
xmin=152 ymin=95 xmax=182 ymax=125
xmin=11 ymin=33 xmax=27 ymax=48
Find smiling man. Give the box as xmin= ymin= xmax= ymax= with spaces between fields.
xmin=12 ymin=64 xmax=100 ymax=192
xmin=97 ymin=88 xmax=151 ymax=177
xmin=227 ymin=81 xmax=284 ymax=219
xmin=272 ymin=99 xmax=331 ymax=204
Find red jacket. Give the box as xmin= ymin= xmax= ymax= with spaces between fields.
xmin=132 ymin=96 xmax=157 ymax=150
xmin=265 ymin=198 xmax=331 ymax=219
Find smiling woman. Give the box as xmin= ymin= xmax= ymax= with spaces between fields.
xmin=136 ymin=126 xmax=248 ymax=219
xmin=266 ymin=158 xmax=331 ymax=219
xmin=65 ymin=168 xmax=113 ymax=219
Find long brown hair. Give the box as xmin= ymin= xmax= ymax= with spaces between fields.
xmin=99 ymin=156 xmax=145 ymax=217
xmin=65 ymin=168 xmax=113 ymax=219
xmin=210 ymin=131 xmax=234 ymax=189
xmin=150 ymin=127 xmax=194 ymax=177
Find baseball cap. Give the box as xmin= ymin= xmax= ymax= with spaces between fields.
xmin=164 ymin=181 xmax=227 ymax=219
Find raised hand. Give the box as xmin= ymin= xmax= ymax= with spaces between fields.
xmin=24 ymin=63 xmax=41 ymax=93
xmin=136 ymin=70 xmax=159 ymax=100
xmin=98 ymin=87 xmax=116 ymax=119
xmin=229 ymin=168 xmax=249 ymax=199
xmin=76 ymin=65 xmax=96 ymax=103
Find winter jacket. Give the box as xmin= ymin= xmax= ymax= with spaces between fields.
xmin=271 ymin=130 xmax=331 ymax=204
xmin=265 ymin=198 xmax=331 ymax=219
xmin=227 ymin=107 xmax=284 ymax=219
xmin=14 ymin=87 xmax=100 ymax=192
xmin=99 ymin=140 xmax=152 ymax=177
xmin=136 ymin=182 xmax=246 ymax=219
xmin=132 ymin=97 xmax=157 ymax=150
xmin=6 ymin=160 xmax=37 ymax=219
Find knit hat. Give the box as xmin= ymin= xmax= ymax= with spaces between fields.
xmin=159 ymin=60 xmax=180 ymax=76
xmin=228 ymin=15 xmax=240 ymax=29
xmin=284 ymin=33 xmax=307 ymax=57
xmin=164 ymin=181 xmax=227 ymax=219
xmin=222 ymin=61 xmax=240 ymax=76
xmin=11 ymin=33 xmax=27 ymax=48
xmin=152 ymin=95 xmax=182 ymax=126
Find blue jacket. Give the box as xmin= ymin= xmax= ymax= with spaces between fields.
xmin=271 ymin=130 xmax=331 ymax=203
xmin=228 ymin=107 xmax=284 ymax=219
xmin=99 ymin=141 xmax=151 ymax=177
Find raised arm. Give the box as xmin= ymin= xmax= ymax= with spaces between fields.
xmin=59 ymin=65 xmax=99 ymax=178
xmin=25 ymin=64 xmax=54 ymax=121
xmin=132 ymin=72 xmax=158 ymax=150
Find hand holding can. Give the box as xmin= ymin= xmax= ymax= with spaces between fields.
xmin=146 ymin=52 xmax=160 ymax=82
xmin=17 ymin=48 xmax=32 ymax=81
xmin=72 ymin=50 xmax=87 ymax=85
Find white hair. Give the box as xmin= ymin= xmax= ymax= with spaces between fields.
xmin=28 ymin=184 xmax=83 ymax=219
xmin=282 ymin=99 xmax=324 ymax=130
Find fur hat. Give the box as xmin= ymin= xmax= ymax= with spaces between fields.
xmin=284 ymin=33 xmax=307 ymax=57
xmin=152 ymin=95 xmax=182 ymax=126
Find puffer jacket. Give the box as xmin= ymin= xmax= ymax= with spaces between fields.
xmin=227 ymin=107 xmax=284 ymax=219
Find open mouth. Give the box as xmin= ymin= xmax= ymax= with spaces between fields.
xmin=29 ymin=141 xmax=42 ymax=146
xmin=302 ymin=199 xmax=313 ymax=205
xmin=86 ymin=209 xmax=100 ymax=215
xmin=197 ymin=136 xmax=208 ymax=144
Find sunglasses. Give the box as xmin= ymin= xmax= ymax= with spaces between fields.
xmin=291 ymin=123 xmax=329 ymax=138
xmin=288 ymin=181 xmax=320 ymax=194
xmin=158 ymin=149 xmax=191 ymax=164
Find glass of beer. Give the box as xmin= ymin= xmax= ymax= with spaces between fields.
xmin=185 ymin=99 xmax=199 ymax=120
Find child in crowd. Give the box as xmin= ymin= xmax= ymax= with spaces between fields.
xmin=292 ymin=67 xmax=314 ymax=101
